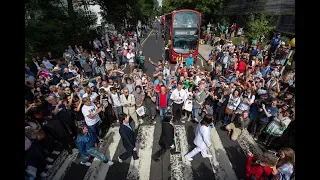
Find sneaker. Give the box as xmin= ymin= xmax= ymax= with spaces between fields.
xmin=202 ymin=154 xmax=213 ymax=158
xmin=181 ymin=120 xmax=185 ymax=124
xmin=46 ymin=157 xmax=54 ymax=163
xmin=45 ymin=165 xmax=53 ymax=169
xmin=106 ymin=161 xmax=114 ymax=166
xmin=39 ymin=172 xmax=48 ymax=178
xmin=52 ymin=150 xmax=60 ymax=155
xmin=80 ymin=162 xmax=91 ymax=166
xmin=118 ymin=156 xmax=123 ymax=163
xmin=185 ymin=156 xmax=193 ymax=161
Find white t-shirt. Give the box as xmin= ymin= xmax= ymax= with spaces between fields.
xmin=83 ymin=92 xmax=99 ymax=102
xmin=237 ymin=93 xmax=255 ymax=111
xmin=170 ymin=89 xmax=187 ymax=104
xmin=126 ymin=52 xmax=135 ymax=63
xmin=81 ymin=102 xmax=100 ymax=126
xmin=110 ymin=93 xmax=121 ymax=107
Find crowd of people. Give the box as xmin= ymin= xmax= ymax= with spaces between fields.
xmin=25 ymin=22 xmax=295 ymax=180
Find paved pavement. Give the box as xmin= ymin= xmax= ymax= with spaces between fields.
xmin=41 ymin=23 xmax=265 ymax=180
xmin=198 ymin=44 xmax=214 ymax=60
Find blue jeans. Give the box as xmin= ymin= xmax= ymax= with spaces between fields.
xmin=81 ymin=147 xmax=109 ymax=163
xmin=192 ymin=108 xmax=202 ymax=122
xmin=87 ymin=122 xmax=100 ymax=143
xmin=159 ymin=107 xmax=167 ymax=121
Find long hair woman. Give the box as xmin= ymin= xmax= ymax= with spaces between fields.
xmin=223 ymin=88 xmax=241 ymax=126
xmin=272 ymin=147 xmax=295 ymax=180
xmin=184 ymin=115 xmax=214 ymax=161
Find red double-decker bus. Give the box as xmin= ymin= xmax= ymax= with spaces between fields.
xmin=163 ymin=9 xmax=201 ymax=63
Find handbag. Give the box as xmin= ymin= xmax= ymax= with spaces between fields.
xmin=225 ymin=107 xmax=233 ymax=115
xmin=36 ymin=129 xmax=46 ymax=140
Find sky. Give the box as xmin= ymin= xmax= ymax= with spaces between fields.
xmin=158 ymin=0 xmax=162 ymax=6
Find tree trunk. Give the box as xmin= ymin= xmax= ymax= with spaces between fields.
xmin=67 ymin=0 xmax=74 ymax=17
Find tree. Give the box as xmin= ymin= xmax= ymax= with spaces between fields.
xmin=25 ymin=0 xmax=97 ymax=59
xmin=246 ymin=14 xmax=275 ymax=41
xmin=162 ymin=0 xmax=226 ymax=16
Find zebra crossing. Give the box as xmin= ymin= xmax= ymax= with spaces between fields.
xmin=42 ymin=118 xmax=264 ymax=180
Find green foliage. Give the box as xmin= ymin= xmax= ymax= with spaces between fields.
xmin=281 ymin=36 xmax=290 ymax=45
xmin=162 ymin=0 xmax=226 ymax=20
xmin=25 ymin=0 xmax=97 ymax=58
xmin=95 ymin=0 xmax=157 ymax=29
xmin=231 ymin=37 xmax=247 ymax=46
xmin=246 ymin=14 xmax=275 ymax=41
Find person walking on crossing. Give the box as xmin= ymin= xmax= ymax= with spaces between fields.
xmin=120 ymin=87 xmax=140 ymax=130
xmin=185 ymin=115 xmax=214 ymax=161
xmin=76 ymin=126 xmax=114 ymax=167
xmin=118 ymin=113 xmax=139 ymax=163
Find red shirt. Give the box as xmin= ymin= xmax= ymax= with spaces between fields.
xmin=180 ymin=69 xmax=188 ymax=76
xmin=159 ymin=93 xmax=167 ymax=108
xmin=245 ymin=156 xmax=273 ymax=180
xmin=237 ymin=61 xmax=247 ymax=73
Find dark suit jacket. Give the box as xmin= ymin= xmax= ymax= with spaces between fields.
xmin=158 ymin=122 xmax=174 ymax=149
xmin=30 ymin=62 xmax=38 ymax=76
xmin=119 ymin=124 xmax=136 ymax=150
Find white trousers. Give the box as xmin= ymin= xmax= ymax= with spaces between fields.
xmin=185 ymin=146 xmax=208 ymax=158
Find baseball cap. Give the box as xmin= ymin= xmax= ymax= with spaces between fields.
xmin=88 ymin=82 xmax=95 ymax=87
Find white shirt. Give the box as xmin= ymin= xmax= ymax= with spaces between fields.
xmin=237 ymin=93 xmax=255 ymax=111
xmin=227 ymin=94 xmax=241 ymax=110
xmin=83 ymin=92 xmax=99 ymax=102
xmin=126 ymin=52 xmax=135 ymax=63
xmin=42 ymin=60 xmax=54 ymax=70
xmin=110 ymin=93 xmax=121 ymax=107
xmin=81 ymin=102 xmax=100 ymax=126
xmin=193 ymin=123 xmax=211 ymax=150
xmin=170 ymin=88 xmax=187 ymax=104
xmin=100 ymin=51 xmax=106 ymax=59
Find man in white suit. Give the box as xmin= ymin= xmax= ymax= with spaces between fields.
xmin=185 ymin=115 xmax=214 ymax=161
xmin=120 ymin=87 xmax=139 ymax=130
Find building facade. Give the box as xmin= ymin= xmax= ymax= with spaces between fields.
xmin=225 ymin=0 xmax=295 ymax=35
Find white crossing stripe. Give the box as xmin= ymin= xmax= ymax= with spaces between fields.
xmin=208 ymin=127 xmax=238 ymax=180
xmin=170 ymin=125 xmax=194 ymax=180
xmin=41 ymin=150 xmax=69 ymax=180
xmin=52 ymin=149 xmax=79 ymax=180
xmin=126 ymin=125 xmax=155 ymax=180
xmin=83 ymin=126 xmax=121 ymax=180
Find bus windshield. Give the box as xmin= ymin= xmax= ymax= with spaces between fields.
xmin=172 ymin=37 xmax=198 ymax=54
xmin=173 ymin=11 xmax=198 ymax=28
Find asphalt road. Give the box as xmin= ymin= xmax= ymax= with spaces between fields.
xmin=42 ymin=23 xmax=249 ymax=180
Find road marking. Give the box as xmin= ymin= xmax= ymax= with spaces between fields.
xmin=126 ymin=125 xmax=155 ymax=180
xmin=83 ymin=126 xmax=121 ymax=180
xmin=208 ymin=127 xmax=238 ymax=180
xmin=141 ymin=27 xmax=155 ymax=46
xmin=237 ymin=129 xmax=264 ymax=158
xmin=51 ymin=149 xmax=79 ymax=180
xmin=41 ymin=150 xmax=69 ymax=180
xmin=171 ymin=125 xmax=194 ymax=180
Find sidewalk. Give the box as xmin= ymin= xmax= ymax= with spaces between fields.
xmin=198 ymin=44 xmax=213 ymax=60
